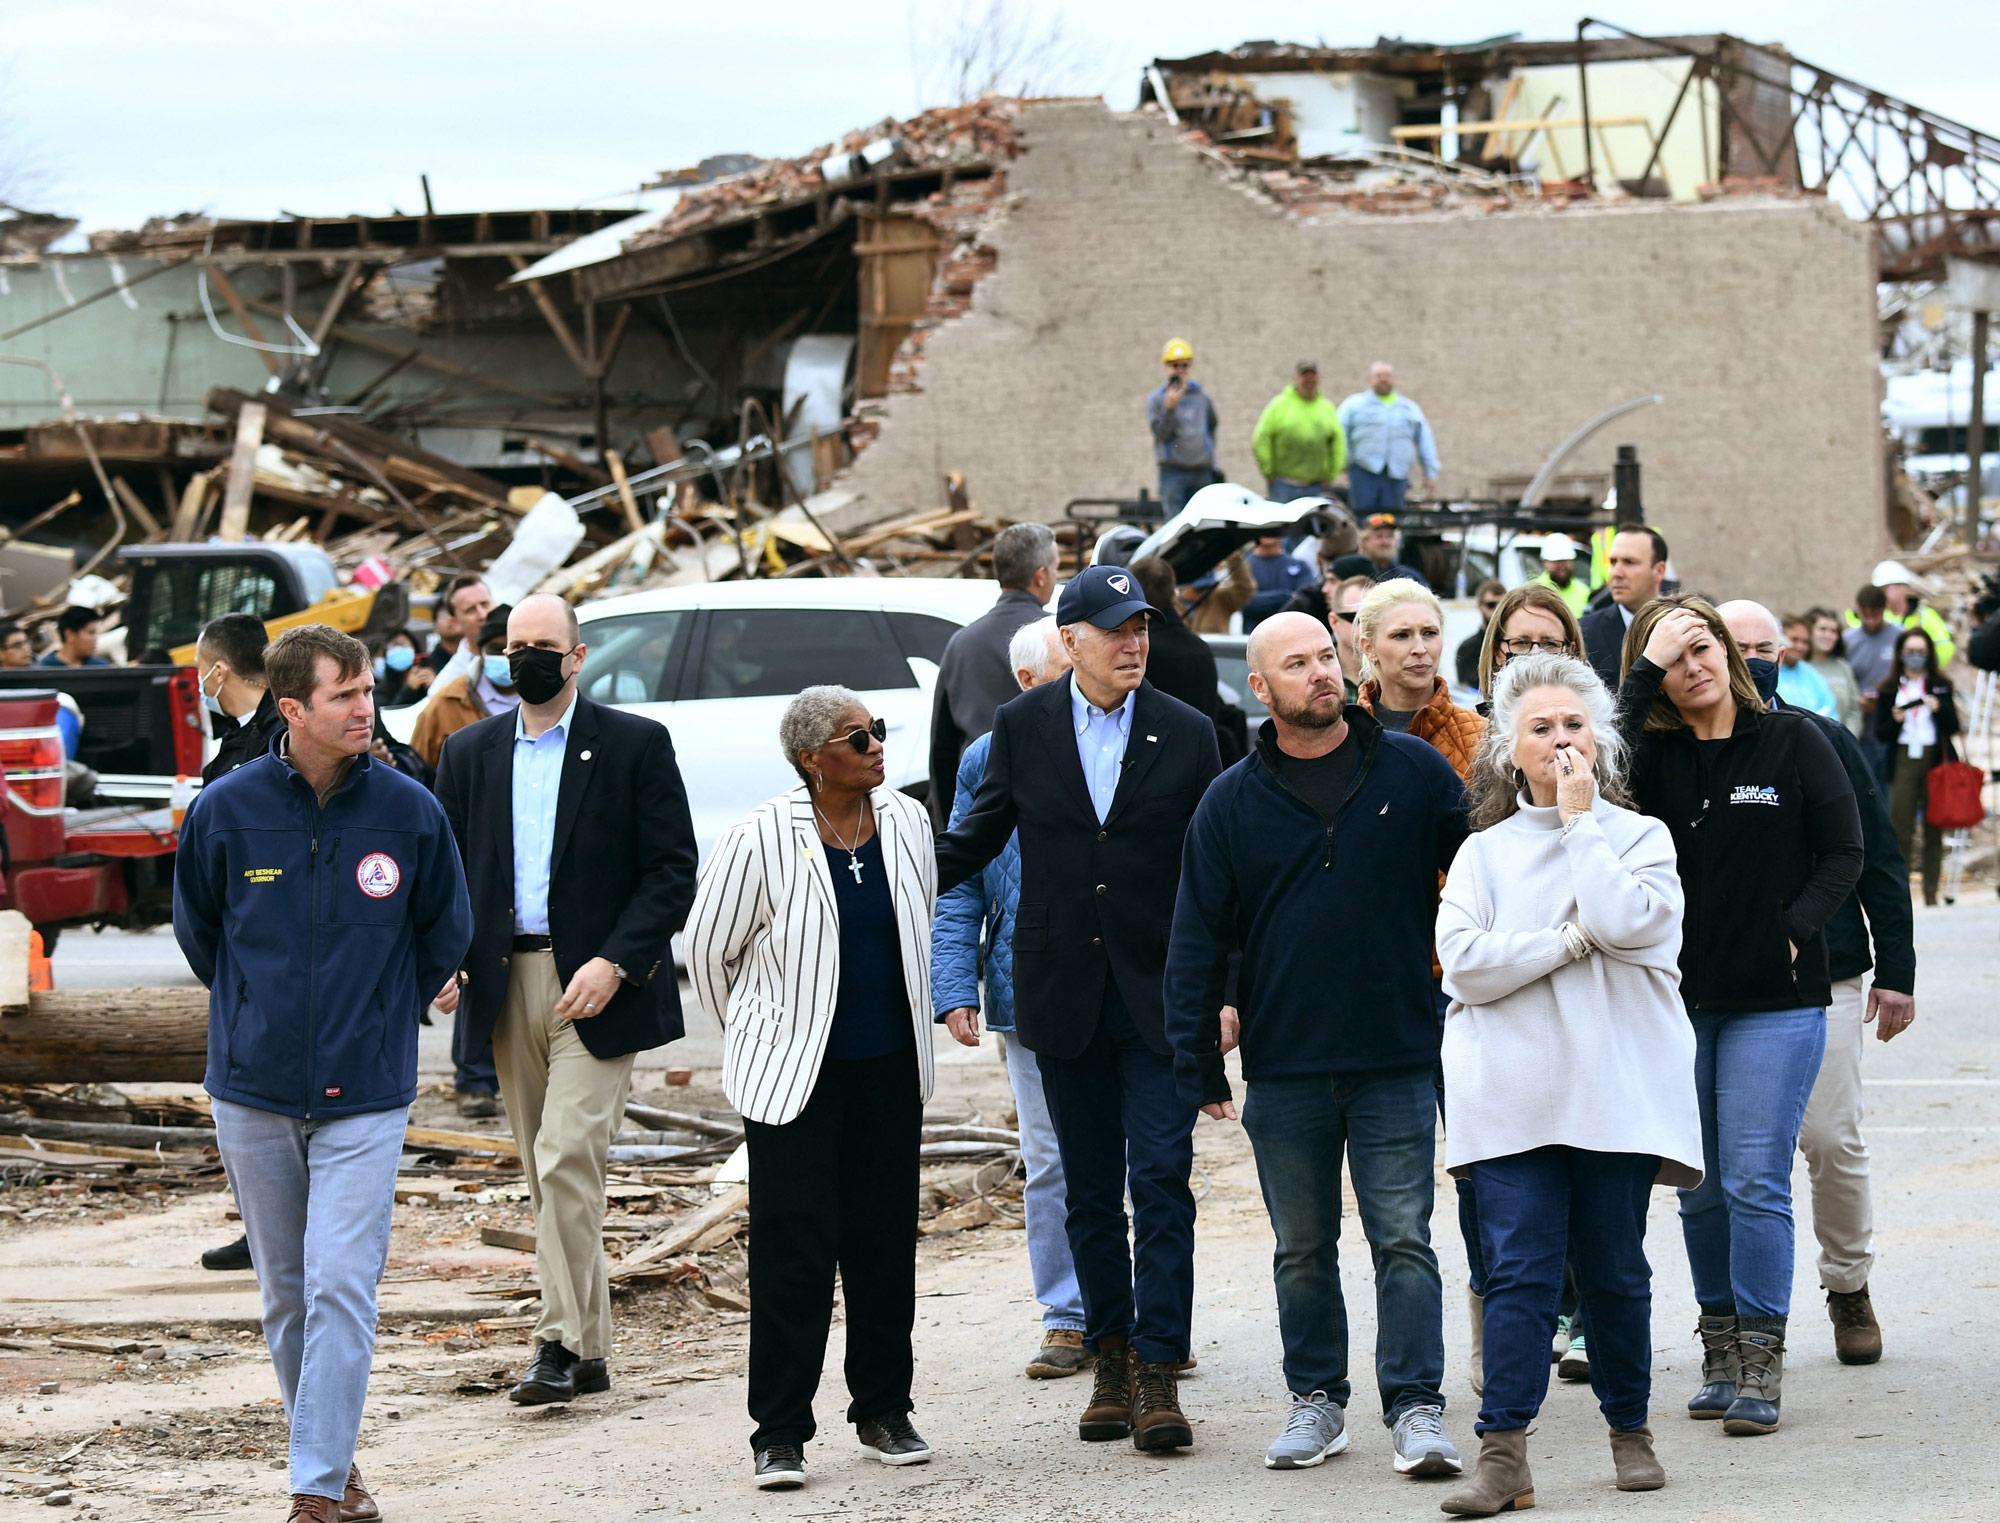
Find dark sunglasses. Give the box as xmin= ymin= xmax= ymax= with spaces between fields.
xmin=1332 ymin=609 xmax=1358 ymax=624
xmin=827 ymin=717 xmax=887 ymax=753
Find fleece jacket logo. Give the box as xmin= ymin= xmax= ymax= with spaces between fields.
xmin=1729 ymin=785 xmax=1781 ymax=807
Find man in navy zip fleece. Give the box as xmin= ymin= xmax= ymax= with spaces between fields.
xmin=174 ymin=624 xmax=471 ymax=1523
xmin=1165 ymin=612 xmax=1469 ymax=1477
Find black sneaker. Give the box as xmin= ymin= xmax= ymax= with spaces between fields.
xmin=200 ymin=1234 xmax=252 ymax=1272
xmin=856 ymin=1413 xmax=932 ymax=1466
xmin=754 ymin=1444 xmax=805 ymax=1489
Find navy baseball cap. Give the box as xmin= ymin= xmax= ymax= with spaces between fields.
xmin=1057 ymin=564 xmax=1155 ymax=629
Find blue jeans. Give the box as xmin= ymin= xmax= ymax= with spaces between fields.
xmin=1003 ymin=1033 xmax=1084 ymax=1332
xmin=1158 ymin=463 xmax=1215 ymax=515
xmin=214 ymin=1100 xmax=406 ymax=1501
xmin=1348 ymin=464 xmax=1409 ymax=511
xmin=1472 ymin=1147 xmax=1657 ymax=1433
xmin=1678 ymin=1006 xmax=1827 ymax=1318
xmin=1241 ymin=1065 xmax=1445 ymax=1421
xmin=1268 ymin=477 xmax=1329 ymax=504
xmin=1035 ymin=986 xmax=1197 ymax=1366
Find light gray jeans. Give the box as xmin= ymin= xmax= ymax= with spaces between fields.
xmin=1002 ymin=1035 xmax=1085 ymax=1332
xmin=214 ymin=1099 xmax=406 ymax=1500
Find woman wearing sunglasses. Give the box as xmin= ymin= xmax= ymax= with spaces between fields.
xmin=687 ymin=686 xmax=939 ymax=1491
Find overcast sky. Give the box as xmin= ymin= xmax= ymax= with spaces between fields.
xmin=5 ymin=0 xmax=1996 ymax=234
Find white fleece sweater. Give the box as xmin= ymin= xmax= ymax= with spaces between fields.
xmin=1438 ymin=793 xmax=1703 ymax=1189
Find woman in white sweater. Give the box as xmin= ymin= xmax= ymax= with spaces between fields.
xmin=1435 ymin=653 xmax=1703 ymax=1517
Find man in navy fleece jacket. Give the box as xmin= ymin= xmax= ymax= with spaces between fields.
xmin=1165 ymin=611 xmax=1467 ymax=1475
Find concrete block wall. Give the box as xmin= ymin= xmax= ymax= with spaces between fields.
xmin=843 ymin=101 xmax=1886 ymax=612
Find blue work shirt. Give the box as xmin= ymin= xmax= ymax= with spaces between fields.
xmin=511 ymin=694 xmax=576 ymax=934
xmin=1071 ymin=680 xmax=1134 ymax=823
xmin=1337 ymin=390 xmax=1441 ymax=479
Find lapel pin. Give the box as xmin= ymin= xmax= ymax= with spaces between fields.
xmin=1146 ymin=734 xmax=1158 ymax=743
xmin=579 ymin=749 xmax=592 ymax=761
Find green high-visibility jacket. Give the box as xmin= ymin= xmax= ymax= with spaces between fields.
xmin=1252 ymin=387 xmax=1347 ymax=485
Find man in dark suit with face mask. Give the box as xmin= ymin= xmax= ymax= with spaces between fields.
xmin=435 ymin=593 xmax=698 ymax=1406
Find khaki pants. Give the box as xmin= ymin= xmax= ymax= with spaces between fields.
xmin=493 ymin=951 xmax=634 ymax=1359
xmin=1797 ymin=977 xmax=1874 ymax=1295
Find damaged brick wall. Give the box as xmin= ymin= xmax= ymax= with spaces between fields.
xmin=841 ymin=100 xmax=1886 ymax=610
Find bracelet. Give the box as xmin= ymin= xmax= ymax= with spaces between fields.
xmin=1559 ymin=921 xmax=1594 ymax=961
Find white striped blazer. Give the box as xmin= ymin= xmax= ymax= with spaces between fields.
xmin=686 ymin=785 xmax=937 ymax=1126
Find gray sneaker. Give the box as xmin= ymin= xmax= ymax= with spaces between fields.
xmin=1391 ymin=1403 xmax=1463 ymax=1477
xmin=1264 ymin=1391 xmax=1348 ymax=1469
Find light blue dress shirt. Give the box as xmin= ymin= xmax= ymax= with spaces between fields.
xmin=1337 ymin=390 xmax=1442 ymax=479
xmin=511 ymin=694 xmax=577 ymax=935
xmin=1070 ymin=679 xmax=1135 ymax=823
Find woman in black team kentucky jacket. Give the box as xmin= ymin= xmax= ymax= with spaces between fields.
xmin=1617 ymin=596 xmax=1862 ymax=1440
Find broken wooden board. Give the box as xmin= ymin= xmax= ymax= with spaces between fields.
xmin=610 ymin=1185 xmax=749 ymax=1282
xmin=402 ymin=1126 xmax=519 ymax=1158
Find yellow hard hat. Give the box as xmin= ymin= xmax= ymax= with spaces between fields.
xmin=1161 ymin=338 xmax=1194 ymax=364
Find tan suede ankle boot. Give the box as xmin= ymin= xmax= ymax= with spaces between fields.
xmin=1439 ymin=1428 xmax=1534 ymax=1516
xmin=1609 ymin=1426 xmax=1665 ymax=1491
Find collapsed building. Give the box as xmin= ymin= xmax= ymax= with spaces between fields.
xmin=1 ymin=23 xmax=1995 ymax=613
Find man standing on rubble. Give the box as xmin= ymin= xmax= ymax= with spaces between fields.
xmin=1339 ymin=362 xmax=1441 ymax=511
xmin=435 ymin=593 xmax=699 ymax=1410
xmin=1148 ymin=339 xmax=1220 ymax=514
xmin=1252 ymin=361 xmax=1347 ymax=505
xmin=173 ymin=625 xmax=471 ymax=1523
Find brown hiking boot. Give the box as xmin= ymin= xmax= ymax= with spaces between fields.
xmin=287 ymin=1497 xmax=338 ymax=1523
xmin=1026 ymin=1328 xmax=1089 ymax=1379
xmin=1609 ymin=1426 xmax=1665 ymax=1492
xmin=1078 ymin=1335 xmax=1134 ymax=1441
xmin=338 ymin=1464 xmax=381 ymax=1522
xmin=1439 ymin=1428 xmax=1533 ymax=1516
xmin=1131 ymin=1361 xmax=1193 ymax=1452
xmin=1827 ymin=1286 xmax=1882 ymax=1365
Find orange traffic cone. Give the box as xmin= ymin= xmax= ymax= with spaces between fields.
xmin=28 ymin=930 xmax=52 ymax=993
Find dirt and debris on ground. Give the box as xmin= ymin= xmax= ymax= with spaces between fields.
xmin=0 ymin=1057 xmax=1028 ymax=1515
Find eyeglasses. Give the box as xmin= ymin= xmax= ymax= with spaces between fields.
xmin=1497 ymin=637 xmax=1574 ymax=657
xmin=1332 ymin=609 xmax=1358 ymax=624
xmin=1478 ymin=601 xmax=1503 ymax=616
xmin=826 ymin=717 xmax=887 ymax=753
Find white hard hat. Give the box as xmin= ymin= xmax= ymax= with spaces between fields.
xmin=1539 ymin=538 xmax=1578 ymax=562
xmin=1870 ymin=558 xmax=1918 ymax=588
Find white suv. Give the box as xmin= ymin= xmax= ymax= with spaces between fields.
xmin=569 ymin=577 xmax=1004 ymax=854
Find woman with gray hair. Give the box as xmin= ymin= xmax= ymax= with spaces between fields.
xmin=686 ymin=684 xmax=938 ymax=1491
xmin=1434 ymin=654 xmax=1700 ymax=1516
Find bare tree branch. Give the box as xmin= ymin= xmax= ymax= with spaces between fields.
xmin=911 ymin=0 xmax=1091 ymax=106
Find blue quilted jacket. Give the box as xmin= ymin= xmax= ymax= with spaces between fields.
xmin=929 ymin=731 xmax=1021 ymax=1030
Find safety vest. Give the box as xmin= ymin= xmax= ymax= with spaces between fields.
xmin=1843 ymin=603 xmax=1957 ymax=668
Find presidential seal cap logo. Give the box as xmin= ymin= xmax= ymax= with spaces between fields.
xmin=1108 ymin=573 xmax=1131 ymax=595
xmin=356 ymin=852 xmax=402 ymax=899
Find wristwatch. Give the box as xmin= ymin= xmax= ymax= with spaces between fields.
xmin=609 ymin=962 xmax=632 ymax=985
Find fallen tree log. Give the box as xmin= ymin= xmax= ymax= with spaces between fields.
xmin=0 ymin=1113 xmax=215 ymax=1149
xmin=0 ymin=988 xmax=208 ymax=1084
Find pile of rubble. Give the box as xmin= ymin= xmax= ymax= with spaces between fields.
xmin=630 ymin=98 xmax=1024 ymax=252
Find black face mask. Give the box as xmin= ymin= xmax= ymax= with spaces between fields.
xmin=1746 ymin=656 xmax=1780 ymax=705
xmin=508 ymin=645 xmax=573 ymax=706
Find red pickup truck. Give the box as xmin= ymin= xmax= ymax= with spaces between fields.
xmin=0 ymin=689 xmax=182 ymax=947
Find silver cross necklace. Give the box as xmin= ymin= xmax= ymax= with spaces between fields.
xmin=813 ymin=796 xmax=870 ymax=884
